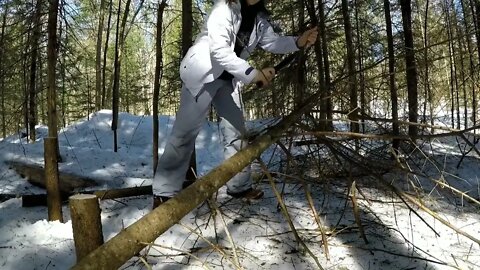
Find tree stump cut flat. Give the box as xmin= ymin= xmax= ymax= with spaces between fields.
xmin=69 ymin=194 xmax=104 ymax=262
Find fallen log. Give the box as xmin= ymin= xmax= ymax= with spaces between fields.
xmin=6 ymin=160 xmax=98 ymax=193
xmin=18 ymin=185 xmax=153 ymax=207
xmin=71 ymin=82 xmax=322 ymax=269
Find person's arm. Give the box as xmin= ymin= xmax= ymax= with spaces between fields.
xmin=258 ymin=15 xmax=318 ymax=54
xmin=257 ymin=16 xmax=299 ymax=54
xmin=207 ymin=3 xmax=258 ymax=84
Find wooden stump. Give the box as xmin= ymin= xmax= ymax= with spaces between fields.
xmin=44 ymin=137 xmax=63 ymax=222
xmin=69 ymin=194 xmax=104 ymax=262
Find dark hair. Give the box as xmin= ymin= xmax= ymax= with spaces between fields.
xmin=240 ymin=0 xmax=270 ymax=15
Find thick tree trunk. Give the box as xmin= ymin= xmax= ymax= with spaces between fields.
xmin=71 ymin=73 xmax=331 ymax=270
xmin=95 ymin=0 xmax=106 ymax=111
xmin=7 ymin=160 xmax=97 ymax=193
xmin=47 ymin=0 xmax=59 ymax=139
xmin=70 ymin=194 xmax=104 ymax=261
xmin=19 ymin=186 xmax=152 ymax=207
xmin=153 ymin=0 xmax=167 ymax=173
xmin=400 ymin=0 xmax=418 ymax=137
xmin=44 ymin=137 xmax=63 ymax=222
xmin=384 ymin=0 xmax=399 ymax=150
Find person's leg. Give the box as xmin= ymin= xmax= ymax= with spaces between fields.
xmin=212 ymin=81 xmax=255 ymax=194
xmin=153 ymin=82 xmax=220 ymax=197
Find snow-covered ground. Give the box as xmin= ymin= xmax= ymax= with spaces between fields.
xmin=0 ymin=110 xmax=479 ymax=269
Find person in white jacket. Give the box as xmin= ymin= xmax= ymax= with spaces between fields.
xmin=153 ymin=0 xmax=318 ymax=207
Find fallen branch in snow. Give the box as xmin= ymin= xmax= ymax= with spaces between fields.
xmin=324 ymin=138 xmax=480 ymax=246
xmin=259 ymin=159 xmax=324 ymax=270
xmin=3 ymin=185 xmax=153 ymax=207
xmin=6 ymin=160 xmax=97 ymax=193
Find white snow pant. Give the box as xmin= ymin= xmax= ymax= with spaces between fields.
xmin=153 ymin=79 xmax=251 ymax=197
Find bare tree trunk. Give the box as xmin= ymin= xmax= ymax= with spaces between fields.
xmin=420 ymin=0 xmax=432 ymax=128
xmin=294 ymin=0 xmax=306 ymax=110
xmin=47 ymin=0 xmax=59 ymax=140
xmin=305 ymin=0 xmax=328 ymax=131
xmin=469 ymin=0 xmax=479 ymax=129
xmin=111 ymin=0 xmax=132 ymax=152
xmin=95 ymin=0 xmax=106 ymax=111
xmin=400 ymin=0 xmax=419 ymax=137
xmin=23 ymin=30 xmax=30 ymax=139
xmin=46 ymin=0 xmax=62 ymax=221
xmin=341 ymin=0 xmax=358 ymax=133
xmin=318 ymin=0 xmax=333 ymax=131
xmin=182 ymin=0 xmax=196 ymax=181
xmin=153 ymin=0 xmax=167 ymax=174
xmin=460 ymin=0 xmax=477 ymax=129
xmin=384 ymin=0 xmax=399 ymax=150
xmin=44 ymin=137 xmax=63 ymax=222
xmin=0 ymin=4 xmax=7 ymax=138
xmin=354 ymin=0 xmax=366 ymax=132
xmin=28 ymin=0 xmax=42 ymax=143
xmin=445 ymin=1 xmax=460 ymax=129
xmin=101 ymin=0 xmax=113 ymax=109
xmin=454 ymin=4 xmax=468 ymax=129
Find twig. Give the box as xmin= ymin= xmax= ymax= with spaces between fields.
xmin=257 ymin=159 xmax=325 ymax=270
xmin=178 ymin=222 xmax=243 ymax=269
xmin=276 ymin=141 xmax=330 ymax=260
xmin=349 ymin=180 xmax=368 ymax=244
xmin=139 ymin=241 xmax=212 ymax=270
xmin=209 ymin=200 xmax=243 ymax=269
xmin=401 ymin=192 xmax=480 ymax=245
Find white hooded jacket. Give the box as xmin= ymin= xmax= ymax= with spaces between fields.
xmin=180 ymin=0 xmax=299 ymax=96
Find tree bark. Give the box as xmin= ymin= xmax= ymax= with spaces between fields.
xmin=47 ymin=0 xmax=59 ymax=139
xmin=20 ymin=186 xmax=152 ymax=207
xmin=95 ymin=0 xmax=106 ymax=111
xmin=0 ymin=4 xmax=7 ymax=138
xmin=7 ymin=160 xmax=97 ymax=193
xmin=44 ymin=137 xmax=63 ymax=222
xmin=182 ymin=0 xmax=196 ymax=181
xmin=111 ymin=0 xmax=132 ymax=152
xmin=305 ymin=0 xmax=328 ymax=131
xmin=101 ymin=0 xmax=113 ymax=109
xmin=28 ymin=0 xmax=42 ymax=143
xmin=341 ymin=0 xmax=358 ymax=133
xmin=70 ymin=194 xmax=104 ymax=261
xmin=383 ymin=0 xmax=399 ymax=150
xmin=153 ymin=0 xmax=167 ymax=174
xmin=294 ymin=0 xmax=306 ymax=110
xmin=400 ymin=0 xmax=418 ymax=137
xmin=460 ymin=0 xmax=477 ymax=128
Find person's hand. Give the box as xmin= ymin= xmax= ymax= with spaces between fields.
xmin=296 ymin=26 xmax=318 ymax=48
xmin=253 ymin=67 xmax=275 ymax=88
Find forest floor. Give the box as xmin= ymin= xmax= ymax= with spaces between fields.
xmin=0 ymin=110 xmax=479 ymax=270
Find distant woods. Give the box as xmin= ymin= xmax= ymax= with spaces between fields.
xmin=1 ymin=0 xmax=480 ymax=140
